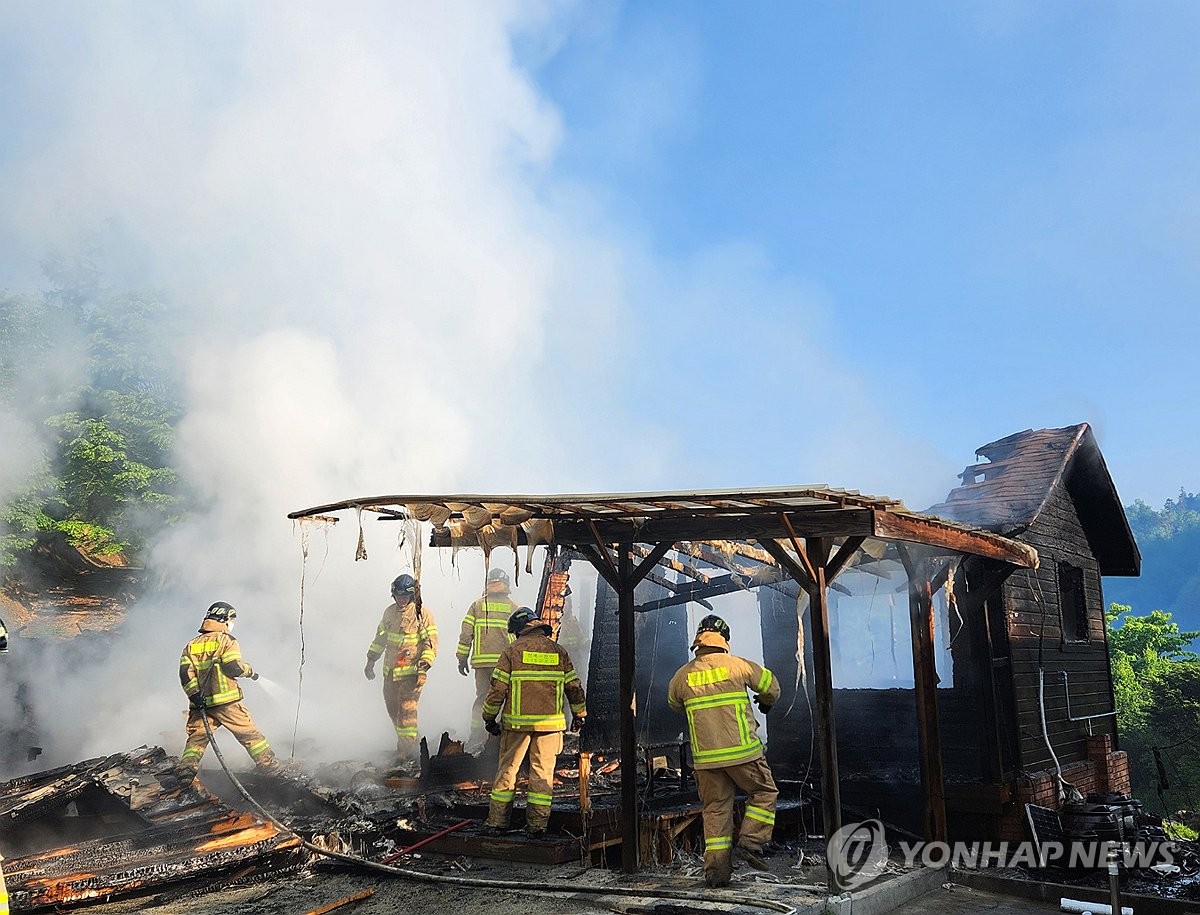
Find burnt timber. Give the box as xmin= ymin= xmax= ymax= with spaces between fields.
xmin=0 ymin=746 xmax=304 ymax=910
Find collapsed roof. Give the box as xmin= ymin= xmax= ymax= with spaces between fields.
xmin=927 ymin=423 xmax=1140 ymax=576
xmin=287 ymin=484 xmax=1039 ymax=571
xmin=0 ymin=747 xmax=303 ymax=909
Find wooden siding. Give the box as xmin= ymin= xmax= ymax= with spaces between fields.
xmin=582 ymin=575 xmax=690 ymax=752
xmin=1003 ymin=484 xmax=1117 ymax=774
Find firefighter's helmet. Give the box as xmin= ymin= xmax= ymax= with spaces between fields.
xmin=205 ymin=601 xmax=237 ymax=624
xmin=391 ymin=574 xmax=416 ymax=598
xmin=486 ymin=568 xmax=510 ymax=588
xmin=697 ymin=614 xmax=731 ymax=642
xmin=507 ymin=606 xmax=545 ymax=635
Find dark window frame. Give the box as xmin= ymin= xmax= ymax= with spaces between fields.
xmin=1057 ymin=561 xmax=1090 ymax=643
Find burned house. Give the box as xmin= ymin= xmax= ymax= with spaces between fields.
xmin=564 ymin=423 xmax=1137 ymax=849
xmin=583 ymin=423 xmax=1138 ymax=844
xmin=924 ymin=423 xmax=1139 ymax=839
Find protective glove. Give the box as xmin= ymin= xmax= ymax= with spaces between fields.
xmin=417 ymin=660 xmax=431 ymax=673
xmin=485 ymin=718 xmax=502 ymax=736
xmin=364 ymin=661 xmax=376 ymax=681
xmin=457 ymin=657 xmax=470 ymax=676
xmin=571 ymin=714 xmax=586 ymax=733
xmin=188 ymin=696 xmax=205 ymax=710
xmin=753 ymin=695 xmax=773 ymax=714
xmin=250 ymin=672 xmax=260 ymax=681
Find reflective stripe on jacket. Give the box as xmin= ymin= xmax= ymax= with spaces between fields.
xmin=482 ymin=632 xmax=586 ymax=732
xmin=367 ymin=602 xmax=438 ymax=679
xmin=179 ymin=619 xmax=254 ymax=708
xmin=667 ymin=648 xmax=781 ymax=769
xmin=456 ymin=597 xmax=516 ymax=666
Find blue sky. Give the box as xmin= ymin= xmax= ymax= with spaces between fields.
xmin=526 ymin=3 xmax=1200 ymax=507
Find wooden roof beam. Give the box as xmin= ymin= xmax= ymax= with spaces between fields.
xmin=552 ymin=507 xmax=874 ymax=547
xmin=872 ymin=509 xmax=1038 ymax=568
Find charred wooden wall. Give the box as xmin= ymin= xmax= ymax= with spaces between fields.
xmin=1002 ymin=483 xmax=1117 ymax=774
xmin=582 ymin=574 xmax=689 ymax=753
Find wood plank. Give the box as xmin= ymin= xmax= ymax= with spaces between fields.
xmin=388 ymin=827 xmax=580 ymax=864
xmin=618 ymin=545 xmax=638 ymax=874
xmin=630 ymin=541 xmax=674 ymax=586
xmin=873 ymin=510 xmax=1038 ymax=568
xmin=552 ymin=508 xmax=875 ymax=548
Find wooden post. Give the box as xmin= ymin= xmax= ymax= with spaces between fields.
xmin=900 ymin=548 xmax=948 ymax=842
xmin=618 ymin=542 xmax=639 ymax=873
xmin=805 ymin=537 xmax=844 ymax=890
xmin=578 ymin=751 xmax=592 ymax=815
xmin=759 ymin=533 xmax=843 ymax=893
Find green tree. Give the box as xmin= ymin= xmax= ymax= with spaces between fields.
xmin=1109 ymin=604 xmax=1200 ymax=812
xmin=0 ymin=265 xmax=188 ymax=573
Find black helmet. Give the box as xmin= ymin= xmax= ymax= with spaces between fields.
xmin=205 ymin=601 xmax=237 ymax=624
xmin=391 ymin=574 xmax=416 ymax=597
xmin=486 ymin=568 xmax=510 ymax=587
xmin=507 ymin=606 xmax=542 ymax=635
xmin=697 ymin=614 xmax=730 ymax=642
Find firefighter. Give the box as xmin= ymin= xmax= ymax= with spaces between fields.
xmin=482 ymin=607 xmax=586 ymax=835
xmin=177 ymin=601 xmax=278 ymax=785
xmin=364 ymin=573 xmax=438 ymax=770
xmin=667 ymin=614 xmax=782 ymax=887
xmin=456 ymin=567 xmax=517 ymax=752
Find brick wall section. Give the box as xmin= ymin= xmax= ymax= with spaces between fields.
xmin=998 ymin=736 xmax=1133 ymax=839
xmin=1104 ymin=751 xmax=1131 ymax=795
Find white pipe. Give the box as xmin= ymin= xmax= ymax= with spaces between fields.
xmin=1060 ymin=898 xmax=1132 ymax=915
xmin=1040 ymin=668 xmax=1075 ymax=802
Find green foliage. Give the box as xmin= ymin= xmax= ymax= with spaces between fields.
xmin=0 ymin=255 xmax=189 ymax=573
xmin=1109 ymin=604 xmax=1200 ymax=813
xmin=55 ymin=520 xmax=126 ymax=556
xmin=1126 ymin=491 xmax=1200 ymax=543
xmin=1165 ymin=820 xmax=1199 ymax=841
xmin=1110 ymin=492 xmax=1200 ymax=639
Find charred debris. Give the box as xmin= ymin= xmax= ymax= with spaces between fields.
xmin=6 ymin=422 xmax=1191 ymax=910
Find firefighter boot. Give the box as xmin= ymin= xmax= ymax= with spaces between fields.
xmin=485 ymin=797 xmax=512 ymax=832
xmin=734 ymin=844 xmax=770 ymax=871
xmin=704 ymin=850 xmax=733 ymax=888
xmin=525 ymin=801 xmax=551 ymax=835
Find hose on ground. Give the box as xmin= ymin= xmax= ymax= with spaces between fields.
xmin=197 ymin=713 xmax=796 ymax=914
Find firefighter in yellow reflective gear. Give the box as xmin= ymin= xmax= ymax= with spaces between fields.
xmin=482 ymin=607 xmax=586 ymax=834
xmin=177 ymin=601 xmax=278 ymax=786
xmin=667 ymin=614 xmax=782 ymax=887
xmin=365 ymin=573 xmax=438 ymax=769
xmin=456 ymin=567 xmax=517 ymax=752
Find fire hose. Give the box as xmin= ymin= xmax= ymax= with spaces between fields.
xmin=198 ymin=712 xmax=796 ymax=914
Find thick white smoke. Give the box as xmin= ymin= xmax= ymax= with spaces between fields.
xmin=0 ymin=2 xmax=615 ymax=770
xmin=0 ymin=3 xmax=955 ymax=772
